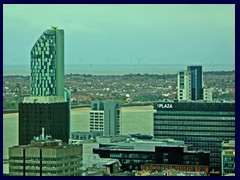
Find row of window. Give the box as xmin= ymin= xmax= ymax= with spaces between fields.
xmin=154 ymin=112 xmax=234 ymax=117
xmin=10 ymin=162 xmax=82 ymax=168
xmin=223 ymin=157 xmax=235 ymax=162
xmin=154 ymin=125 xmax=234 ymax=132
xmin=9 ymin=169 xmax=23 ymax=173
xmin=223 ymin=163 xmax=235 ymax=168
xmin=110 ymin=153 xmax=155 ymax=159
xmin=223 ymin=169 xmax=235 ymax=174
xmin=10 ymin=155 xmax=81 ymax=162
xmin=163 ymin=134 xmax=230 ymax=141
xmin=122 ymin=159 xmax=152 ymax=164
xmin=154 ymin=116 xmax=235 ymax=121
xmin=154 ymin=130 xmax=235 ymax=137
xmin=154 ymin=121 xmax=234 ymax=126
xmin=90 ymin=122 xmax=104 ymax=124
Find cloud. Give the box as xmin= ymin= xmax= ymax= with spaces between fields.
xmin=3 ymin=4 xmax=235 ymax=66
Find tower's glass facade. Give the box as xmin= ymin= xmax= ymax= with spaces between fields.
xmin=30 ymin=29 xmax=64 ymax=97
xmin=187 ymin=66 xmax=203 ymax=100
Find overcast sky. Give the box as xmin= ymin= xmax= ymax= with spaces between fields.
xmin=3 ymin=4 xmax=235 ymax=66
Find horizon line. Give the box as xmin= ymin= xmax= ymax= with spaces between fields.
xmin=4 ymin=63 xmax=235 ymax=66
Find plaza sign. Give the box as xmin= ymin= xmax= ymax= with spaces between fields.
xmin=157 ymin=103 xmax=173 ymax=109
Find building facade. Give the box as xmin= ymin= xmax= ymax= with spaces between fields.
xmin=90 ymin=100 xmax=122 ymax=136
xmin=93 ymin=141 xmax=210 ymax=172
xmin=203 ymin=88 xmax=213 ymax=102
xmin=9 ymin=138 xmax=83 ymax=176
xmin=140 ymin=164 xmax=209 ymax=176
xmin=177 ymin=65 xmax=203 ymax=101
xmin=187 ymin=66 xmax=203 ymax=100
xmin=19 ymin=96 xmax=70 ymax=145
xmin=221 ymin=140 xmax=235 ymax=176
xmin=30 ymin=28 xmax=64 ymax=97
xmin=153 ymin=101 xmax=235 ymax=172
xmin=177 ymin=70 xmax=191 ymax=101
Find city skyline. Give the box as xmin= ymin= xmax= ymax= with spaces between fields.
xmin=3 ymin=4 xmax=235 ymax=66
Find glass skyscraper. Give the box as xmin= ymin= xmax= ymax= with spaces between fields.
xmin=19 ymin=27 xmax=70 ymax=146
xmin=30 ymin=28 xmax=64 ymax=97
xmin=187 ymin=65 xmax=203 ymax=100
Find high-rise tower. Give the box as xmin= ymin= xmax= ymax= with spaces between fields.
xmin=177 ymin=70 xmax=191 ymax=101
xmin=187 ymin=65 xmax=203 ymax=100
xmin=19 ymin=27 xmax=70 ymax=145
xmin=30 ymin=28 xmax=64 ymax=97
xmin=177 ymin=65 xmax=203 ymax=101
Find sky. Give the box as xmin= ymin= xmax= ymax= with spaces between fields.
xmin=3 ymin=4 xmax=235 ymax=66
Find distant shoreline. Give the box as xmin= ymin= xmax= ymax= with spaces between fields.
xmin=3 ymin=70 xmax=235 ymax=77
xmin=3 ymin=64 xmax=235 ymax=76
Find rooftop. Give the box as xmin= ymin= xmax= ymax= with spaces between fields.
xmin=95 ymin=138 xmax=187 ymax=152
xmin=23 ymin=96 xmax=65 ymax=103
xmin=222 ymin=140 xmax=235 ymax=148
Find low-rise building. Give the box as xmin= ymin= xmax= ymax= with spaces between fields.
xmin=93 ymin=138 xmax=210 ymax=172
xmin=9 ymin=133 xmax=83 ymax=176
xmin=71 ymin=131 xmax=103 ymax=141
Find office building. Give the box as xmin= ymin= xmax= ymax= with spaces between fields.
xmin=9 ymin=135 xmax=83 ymax=176
xmin=177 ymin=65 xmax=203 ymax=101
xmin=68 ymin=139 xmax=121 ymax=176
xmin=30 ymin=27 xmax=64 ymax=97
xmin=19 ymin=96 xmax=70 ymax=145
xmin=25 ymin=27 xmax=70 ymax=143
xmin=221 ymin=140 xmax=235 ymax=176
xmin=93 ymin=138 xmax=210 ymax=172
xmin=177 ymin=70 xmax=191 ymax=101
xmin=187 ymin=65 xmax=203 ymax=100
xmin=90 ymin=100 xmax=122 ymax=136
xmin=153 ymin=101 xmax=235 ymax=172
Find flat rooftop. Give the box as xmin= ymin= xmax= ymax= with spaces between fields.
xmin=23 ymin=96 xmax=65 ymax=103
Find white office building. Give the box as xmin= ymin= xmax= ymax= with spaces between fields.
xmin=90 ymin=100 xmax=122 ymax=136
xmin=177 ymin=70 xmax=191 ymax=101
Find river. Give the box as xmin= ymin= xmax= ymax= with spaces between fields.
xmin=3 ymin=106 xmax=155 ymax=159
